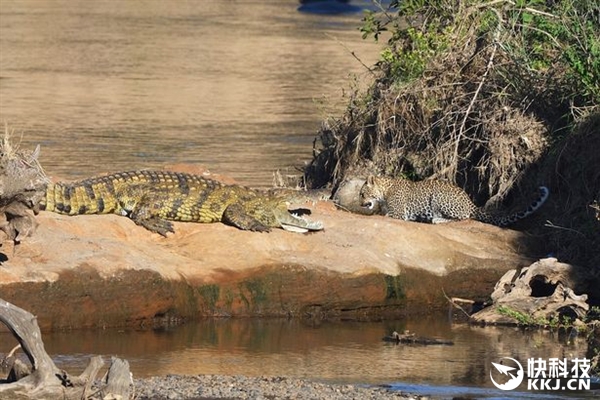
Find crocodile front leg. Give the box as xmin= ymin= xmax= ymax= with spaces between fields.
xmin=222 ymin=203 xmax=271 ymax=232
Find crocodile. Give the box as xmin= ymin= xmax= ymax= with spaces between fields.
xmin=38 ymin=170 xmax=324 ymax=236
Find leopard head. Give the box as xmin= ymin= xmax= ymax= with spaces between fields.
xmin=359 ymin=176 xmax=387 ymax=211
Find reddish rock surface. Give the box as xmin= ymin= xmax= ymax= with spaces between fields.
xmin=0 ymin=196 xmax=539 ymax=330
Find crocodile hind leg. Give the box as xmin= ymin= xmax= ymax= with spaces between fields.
xmin=116 ymin=184 xmax=174 ymax=237
xmin=130 ymin=214 xmax=174 ymax=237
xmin=126 ymin=199 xmax=175 ymax=237
xmin=222 ymin=203 xmax=271 ymax=232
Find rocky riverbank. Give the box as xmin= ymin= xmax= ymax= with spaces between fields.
xmin=133 ymin=374 xmax=417 ymax=400
xmin=0 ymin=164 xmax=545 ymax=329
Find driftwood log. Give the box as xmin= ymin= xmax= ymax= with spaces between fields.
xmin=470 ymin=258 xmax=592 ymax=325
xmin=0 ymin=298 xmax=133 ymax=399
xmin=382 ymin=330 xmax=454 ymax=346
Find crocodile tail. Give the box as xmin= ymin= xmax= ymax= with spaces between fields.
xmin=39 ymin=182 xmax=79 ymax=214
xmin=38 ymin=183 xmax=54 ymax=212
xmin=39 ymin=182 xmax=117 ymax=215
xmin=474 ymin=186 xmax=549 ymax=226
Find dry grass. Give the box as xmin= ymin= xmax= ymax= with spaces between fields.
xmin=0 ymin=126 xmax=48 ymax=242
xmin=0 ymin=127 xmax=47 ymax=200
xmin=305 ymin=19 xmax=549 ymax=207
xmin=303 ymin=3 xmax=599 ymax=268
xmin=0 ymin=125 xmax=47 ymax=202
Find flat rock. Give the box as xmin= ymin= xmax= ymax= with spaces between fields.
xmin=0 ymin=201 xmax=538 ymax=329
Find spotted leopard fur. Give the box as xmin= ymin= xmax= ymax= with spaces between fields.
xmin=359 ymin=176 xmax=549 ymax=226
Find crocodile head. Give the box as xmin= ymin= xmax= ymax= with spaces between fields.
xmin=244 ymin=198 xmax=323 ymax=233
xmin=272 ymin=207 xmax=324 ymax=233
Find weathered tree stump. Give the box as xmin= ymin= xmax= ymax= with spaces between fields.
xmin=102 ymin=357 xmax=133 ymax=399
xmin=0 ymin=298 xmax=133 ymax=399
xmin=0 ymin=298 xmax=62 ymax=391
xmin=470 ymin=258 xmax=593 ymax=325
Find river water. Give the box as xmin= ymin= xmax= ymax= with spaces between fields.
xmin=0 ymin=0 xmax=381 ymax=187
xmin=0 ymin=2 xmax=597 ymax=399
xmin=0 ymin=317 xmax=595 ymax=399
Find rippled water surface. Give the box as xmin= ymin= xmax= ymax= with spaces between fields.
xmin=1 ymin=317 xmax=596 ymax=399
xmin=0 ymin=0 xmax=381 ymax=187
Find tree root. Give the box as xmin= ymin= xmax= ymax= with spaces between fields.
xmin=0 ymin=298 xmax=133 ymax=399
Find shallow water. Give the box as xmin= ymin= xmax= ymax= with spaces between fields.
xmin=1 ymin=317 xmax=596 ymax=399
xmin=0 ymin=0 xmax=381 ymax=187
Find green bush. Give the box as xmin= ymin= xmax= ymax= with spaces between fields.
xmin=305 ymin=0 xmax=600 ymax=267
xmin=361 ymin=0 xmax=599 ymax=111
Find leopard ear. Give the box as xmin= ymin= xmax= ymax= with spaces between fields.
xmin=366 ymin=175 xmax=375 ymax=185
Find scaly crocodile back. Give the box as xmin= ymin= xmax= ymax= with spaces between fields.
xmin=40 ymin=170 xmax=226 ymax=215
xmin=474 ymin=186 xmax=549 ymax=226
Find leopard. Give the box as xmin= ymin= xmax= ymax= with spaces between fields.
xmin=359 ymin=175 xmax=549 ymax=226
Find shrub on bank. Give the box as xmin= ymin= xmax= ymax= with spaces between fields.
xmin=305 ymin=0 xmax=599 ymax=267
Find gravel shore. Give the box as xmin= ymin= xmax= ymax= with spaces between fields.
xmin=134 ymin=375 xmax=421 ymax=400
